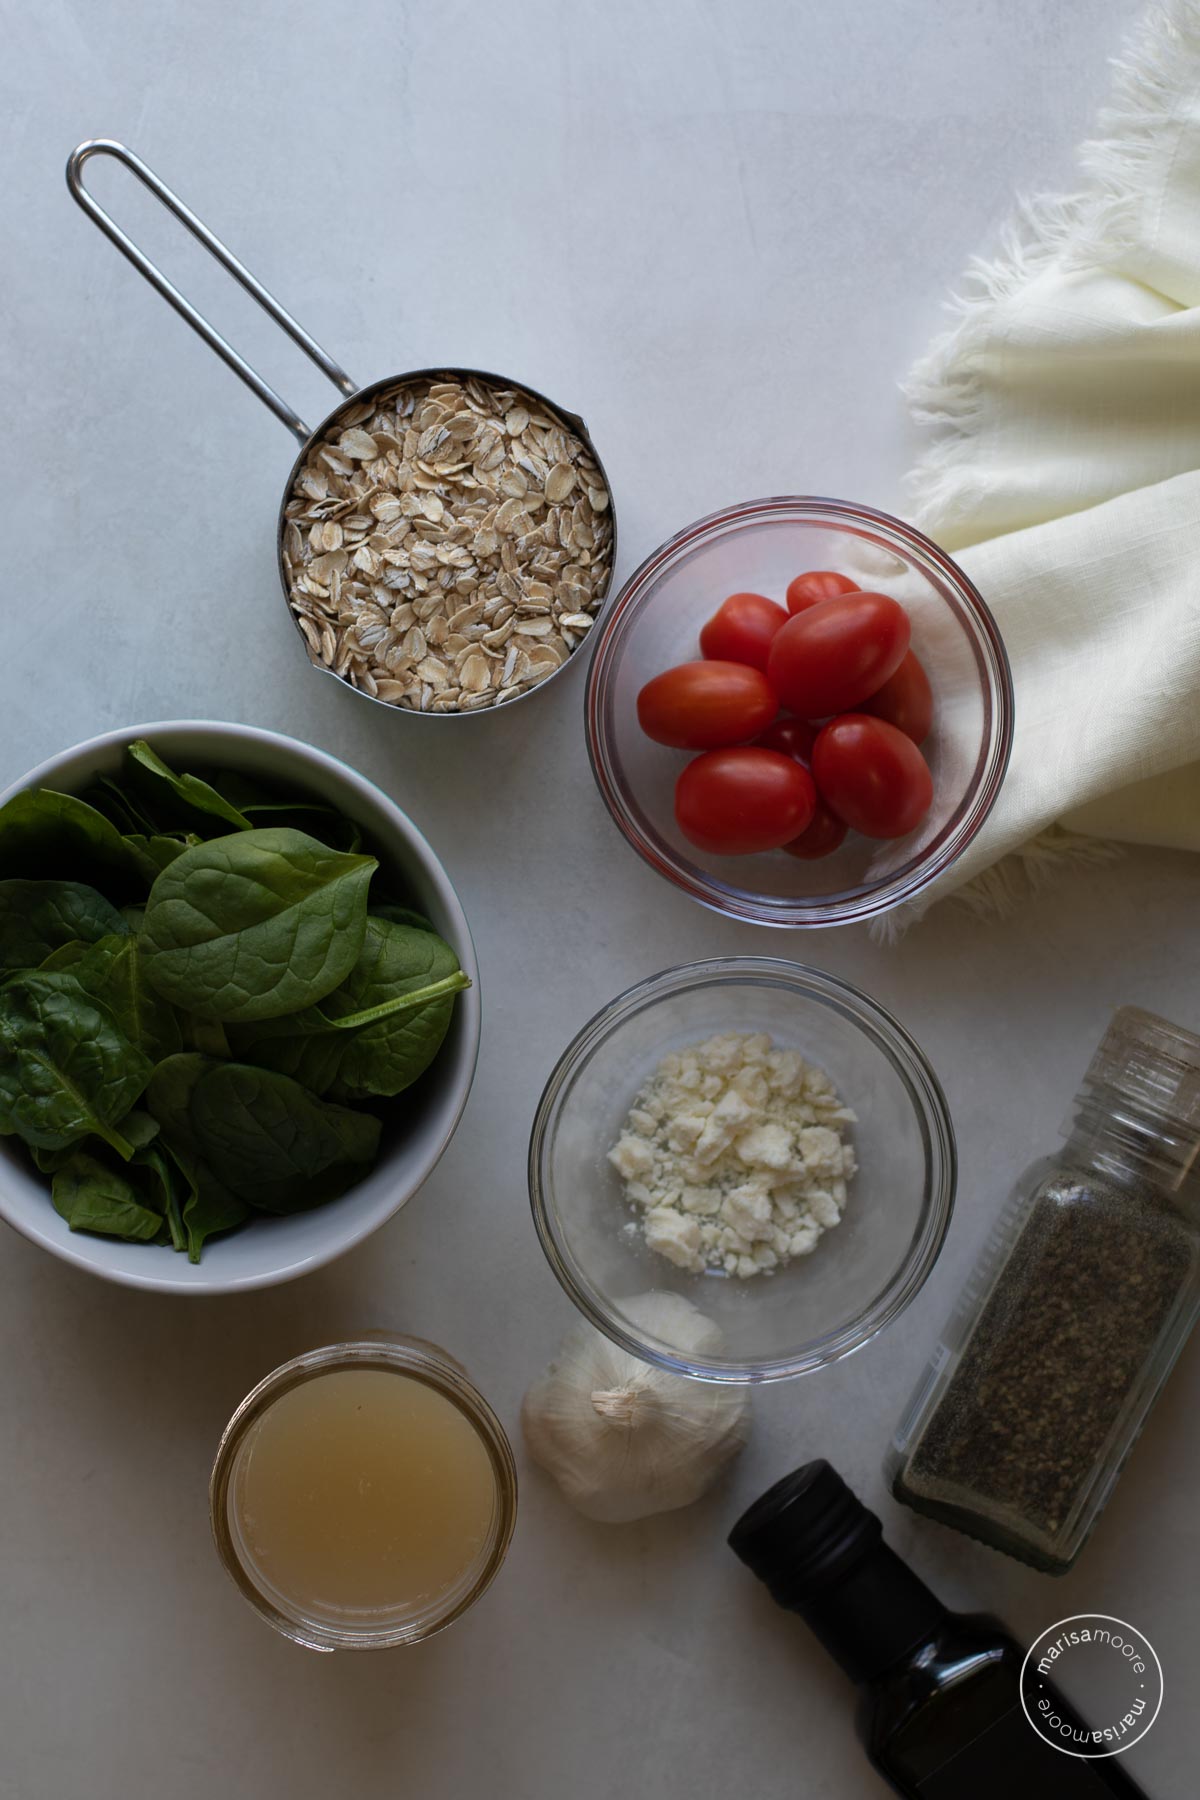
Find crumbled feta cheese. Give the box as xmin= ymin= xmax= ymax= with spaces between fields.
xmin=694 ymin=1086 xmax=760 ymax=1164
xmin=720 ymin=1180 xmax=774 ymax=1237
xmin=608 ymin=1134 xmax=655 ymax=1181
xmin=808 ymin=1188 xmax=843 ymax=1230
xmin=606 ymin=1031 xmax=857 ymax=1279
xmin=734 ymin=1123 xmax=793 ymax=1171
xmin=681 ymin=1184 xmax=722 ymax=1216
xmin=789 ymin=1222 xmax=820 ymax=1256
xmin=642 ymin=1206 xmax=702 ymax=1269
xmin=666 ymin=1111 xmax=707 ymax=1151
xmin=797 ymin=1125 xmax=845 ymax=1177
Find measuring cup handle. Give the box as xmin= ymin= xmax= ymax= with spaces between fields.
xmin=66 ymin=139 xmax=358 ymax=443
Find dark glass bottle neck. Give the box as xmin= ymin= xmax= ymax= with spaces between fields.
xmin=728 ymin=1460 xmax=948 ymax=1686
xmin=782 ymin=1540 xmax=947 ymax=1685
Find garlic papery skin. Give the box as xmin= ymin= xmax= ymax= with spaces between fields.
xmin=521 ymin=1292 xmax=751 ymax=1523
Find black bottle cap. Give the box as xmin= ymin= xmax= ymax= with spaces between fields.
xmin=729 ymin=1459 xmax=945 ymax=1683
xmin=729 ymin=1459 xmax=882 ymax=1607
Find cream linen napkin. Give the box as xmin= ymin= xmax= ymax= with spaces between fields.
xmin=900 ymin=0 xmax=1200 ymax=922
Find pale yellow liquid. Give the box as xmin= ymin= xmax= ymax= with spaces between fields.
xmin=230 ymin=1369 xmax=497 ymax=1626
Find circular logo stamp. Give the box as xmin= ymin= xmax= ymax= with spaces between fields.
xmin=1020 ymin=1614 xmax=1163 ymax=1758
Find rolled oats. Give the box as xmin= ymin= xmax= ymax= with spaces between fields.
xmin=282 ymin=373 xmax=613 ymax=712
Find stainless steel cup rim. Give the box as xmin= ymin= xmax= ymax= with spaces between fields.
xmin=273 ymin=363 xmax=618 ymax=716
xmin=66 ymin=138 xmax=617 ymax=718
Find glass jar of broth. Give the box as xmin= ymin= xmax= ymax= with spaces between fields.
xmin=210 ymin=1337 xmax=518 ymax=1650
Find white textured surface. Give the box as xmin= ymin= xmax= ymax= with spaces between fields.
xmin=2 ymin=2 xmax=1195 ymax=1796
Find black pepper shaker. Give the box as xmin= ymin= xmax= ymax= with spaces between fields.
xmin=888 ymin=1005 xmax=1200 ymax=1573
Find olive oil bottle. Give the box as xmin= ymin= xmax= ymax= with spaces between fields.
xmin=729 ymin=1461 xmax=1150 ymax=1798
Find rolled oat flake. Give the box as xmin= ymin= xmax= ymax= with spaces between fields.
xmin=888 ymin=1005 xmax=1200 ymax=1573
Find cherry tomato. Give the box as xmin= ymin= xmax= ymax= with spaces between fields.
xmin=786 ymin=570 xmax=858 ymax=615
xmin=812 ymin=715 xmax=933 ymax=839
xmin=859 ymin=650 xmax=933 ymax=745
xmin=767 ymin=592 xmax=910 ymax=719
xmin=637 ymin=661 xmax=777 ymax=749
xmin=783 ymin=798 xmax=848 ymax=859
xmin=756 ymin=717 xmax=818 ymax=765
xmin=699 ymin=591 xmax=789 ymax=671
xmin=675 ymin=748 xmax=816 ymax=854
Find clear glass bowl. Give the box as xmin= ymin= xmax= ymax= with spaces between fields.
xmin=528 ymin=959 xmax=956 ymax=1383
xmin=585 ymin=497 xmax=1014 ymax=927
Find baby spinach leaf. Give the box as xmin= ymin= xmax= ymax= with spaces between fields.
xmin=325 ymin=815 xmax=364 ymax=854
xmin=182 ymin=1016 xmax=231 ymax=1059
xmin=0 ymin=789 xmax=149 ymax=901
xmin=143 ymin=1055 xmax=249 ymax=1259
xmin=232 ymin=918 xmax=467 ymax=1099
xmin=0 ymin=880 xmax=129 ymax=975
xmin=129 ymin=1123 xmax=204 ymax=1252
xmin=32 ymin=1142 xmax=74 ymax=1174
xmin=146 ymin=1051 xmax=207 ymax=1130
xmin=206 ymin=772 xmax=288 ymax=811
xmin=245 ymin=804 xmax=357 ymax=848
xmin=319 ymin=968 xmax=469 ymax=1033
xmin=0 ymin=972 xmax=152 ymax=1158
xmin=181 ymin=767 xmax=369 ymax=848
xmin=43 ymin=1111 xmax=178 ymax=1246
xmin=194 ymin=1063 xmax=379 ymax=1212
xmin=181 ymin=1169 xmax=248 ymax=1261
xmin=64 ymin=934 xmax=183 ymax=1064
xmin=232 ymin=803 xmax=362 ymax=851
xmin=370 ymin=902 xmax=436 ymax=933
xmin=79 ymin=775 xmax=160 ymax=837
xmin=139 ymin=828 xmax=377 ymax=1022
xmin=125 ymin=740 xmax=254 ymax=837
xmin=132 ymin=1138 xmax=186 ymax=1252
xmin=317 ymin=919 xmax=464 ymax=1096
xmin=114 ymin=1108 xmax=161 ymax=1153
xmin=226 ymin=1008 xmax=346 ymax=1096
xmin=143 ymin=1052 xmax=207 ymax=1152
xmin=31 ymin=1113 xmax=157 ymax=1175
xmin=29 ymin=781 xmax=189 ymax=885
xmin=51 ymin=1151 xmax=165 ymax=1243
xmin=124 ymin=834 xmax=192 ymax=875
xmin=39 ymin=941 xmax=89 ymax=972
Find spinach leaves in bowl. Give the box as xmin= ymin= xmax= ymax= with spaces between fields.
xmin=0 ymin=741 xmax=470 ymax=1262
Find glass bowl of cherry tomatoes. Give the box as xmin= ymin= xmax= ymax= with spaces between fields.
xmin=584 ymin=497 xmax=1014 ymax=927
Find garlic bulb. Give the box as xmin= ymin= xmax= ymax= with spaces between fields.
xmin=521 ymin=1292 xmax=750 ymax=1523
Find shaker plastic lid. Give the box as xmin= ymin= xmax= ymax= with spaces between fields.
xmin=728 ymin=1459 xmax=882 ymax=1603
xmin=1084 ymin=1006 xmax=1200 ymax=1131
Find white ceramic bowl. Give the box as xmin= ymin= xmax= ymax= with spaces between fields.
xmin=0 ymin=721 xmax=481 ymax=1294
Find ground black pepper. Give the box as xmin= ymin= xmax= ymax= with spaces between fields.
xmin=893 ymin=1167 xmax=1197 ymax=1568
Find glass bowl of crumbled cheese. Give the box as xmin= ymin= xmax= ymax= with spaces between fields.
xmin=528 ymin=958 xmax=956 ymax=1383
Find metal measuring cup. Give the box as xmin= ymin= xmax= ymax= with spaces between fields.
xmin=66 ymin=139 xmax=617 ymax=717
